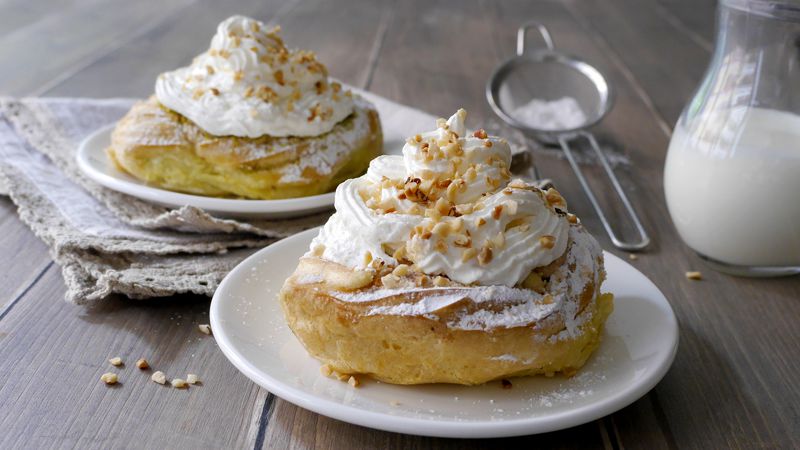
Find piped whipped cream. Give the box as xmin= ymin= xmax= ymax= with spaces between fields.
xmin=308 ymin=109 xmax=571 ymax=287
xmin=155 ymin=15 xmax=354 ymax=138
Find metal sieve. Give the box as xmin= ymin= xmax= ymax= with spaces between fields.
xmin=487 ymin=22 xmax=649 ymax=251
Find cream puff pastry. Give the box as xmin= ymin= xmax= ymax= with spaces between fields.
xmin=107 ymin=15 xmax=382 ymax=199
xmin=279 ymin=109 xmax=613 ymax=385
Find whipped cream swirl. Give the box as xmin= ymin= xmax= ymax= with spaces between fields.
xmin=155 ymin=15 xmax=354 ymax=138
xmin=309 ymin=109 xmax=571 ymax=287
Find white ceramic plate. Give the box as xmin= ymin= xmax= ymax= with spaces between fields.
xmin=211 ymin=228 xmax=679 ymax=438
xmin=75 ymin=124 xmax=335 ymax=219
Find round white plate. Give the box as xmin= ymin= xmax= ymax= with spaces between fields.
xmin=211 ymin=228 xmax=679 ymax=438
xmin=75 ymin=124 xmax=335 ymax=219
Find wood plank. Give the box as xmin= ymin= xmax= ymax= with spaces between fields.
xmin=562 ymin=0 xmax=712 ymax=125
xmin=0 ymin=198 xmax=52 ymax=312
xmin=44 ymin=0 xmax=386 ymax=97
xmin=0 ymin=264 xmax=264 ymax=449
xmin=655 ymin=0 xmax=717 ymax=49
xmin=0 ymin=0 xmax=86 ymax=40
xmin=40 ymin=0 xmax=296 ymax=98
xmin=0 ymin=0 xmax=197 ymax=96
xmin=261 ymin=399 xmax=607 ymax=449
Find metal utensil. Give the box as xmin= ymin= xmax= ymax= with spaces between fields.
xmin=487 ymin=22 xmax=649 ymax=251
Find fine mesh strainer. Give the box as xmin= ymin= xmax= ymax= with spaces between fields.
xmin=487 ymin=22 xmax=649 ymax=251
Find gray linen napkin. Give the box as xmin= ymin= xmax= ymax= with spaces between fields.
xmin=0 ymin=90 xmax=435 ymax=303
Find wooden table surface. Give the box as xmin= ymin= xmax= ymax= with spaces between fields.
xmin=1 ymin=0 xmax=798 ymax=448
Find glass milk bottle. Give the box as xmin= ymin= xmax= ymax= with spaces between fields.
xmin=664 ymin=0 xmax=800 ymax=276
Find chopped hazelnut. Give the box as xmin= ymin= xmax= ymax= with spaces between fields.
xmin=685 ymin=271 xmax=702 ymax=281
xmin=273 ymin=70 xmax=285 ymax=85
xmin=455 ymin=203 xmax=473 ymax=215
xmin=492 ymin=205 xmax=504 ymax=220
xmin=628 ymin=253 xmax=638 ymax=261
xmin=539 ymin=235 xmax=556 ymax=249
xmin=381 ymin=274 xmax=400 ymax=288
xmin=433 ymin=276 xmax=449 ymax=287
xmin=171 ymin=378 xmax=188 ymax=389
xmin=478 ymin=246 xmax=493 ymax=265
xmin=473 ymin=129 xmax=488 ymax=139
xmin=432 ymin=222 xmax=450 ymax=237
xmin=348 ymin=376 xmax=361 ymax=388
xmin=363 ymin=251 xmax=373 ymax=267
xmin=545 ymin=188 xmax=566 ymax=208
xmin=320 ymin=364 xmax=334 ymax=377
xmin=567 ymin=213 xmax=579 ymax=224
xmin=135 ymin=358 xmax=149 ymax=370
xmin=108 ymin=357 xmax=123 ymax=367
xmin=491 ymin=232 xmax=506 ymax=249
xmin=151 ymin=371 xmax=167 ymax=385
xmin=392 ymin=264 xmax=410 ymax=277
xmin=198 ymin=324 xmax=212 ymax=335
xmin=521 ymin=271 xmax=546 ymax=293
xmin=100 ymin=373 xmax=118 ymax=385
xmin=462 ymin=248 xmax=478 ymax=262
xmin=187 ymin=374 xmax=200 ymax=385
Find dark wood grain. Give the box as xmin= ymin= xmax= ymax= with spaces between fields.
xmin=1 ymin=0 xmax=799 ymax=448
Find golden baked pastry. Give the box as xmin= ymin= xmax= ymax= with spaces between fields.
xmin=106 ymin=15 xmax=382 ymax=200
xmin=279 ymin=109 xmax=613 ymax=385
xmin=107 ymin=95 xmax=381 ymax=199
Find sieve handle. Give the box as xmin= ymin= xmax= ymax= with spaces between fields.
xmin=558 ymin=132 xmax=650 ymax=251
xmin=517 ymin=22 xmax=555 ymax=56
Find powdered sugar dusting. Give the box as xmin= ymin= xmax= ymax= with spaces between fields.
xmin=324 ymin=225 xmax=603 ymax=332
xmin=278 ymin=95 xmax=373 ymax=183
xmin=295 ymin=273 xmax=324 ymax=285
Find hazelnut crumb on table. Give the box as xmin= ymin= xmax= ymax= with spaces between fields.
xmin=108 ymin=357 xmax=123 ymax=366
xmin=135 ymin=358 xmax=149 ymax=370
xmin=685 ymin=271 xmax=703 ymax=281
xmin=151 ymin=371 xmax=167 ymax=385
xmin=198 ymin=324 xmax=212 ymax=335
xmin=100 ymin=373 xmax=118 ymax=385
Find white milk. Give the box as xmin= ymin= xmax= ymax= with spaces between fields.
xmin=664 ymin=107 xmax=800 ymax=266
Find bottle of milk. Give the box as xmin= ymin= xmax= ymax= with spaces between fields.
xmin=664 ymin=0 xmax=800 ymax=276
